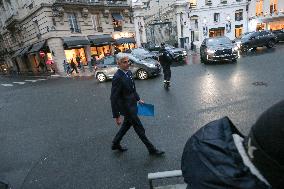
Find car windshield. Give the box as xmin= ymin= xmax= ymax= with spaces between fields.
xmin=165 ymin=45 xmax=175 ymax=49
xmin=207 ymin=37 xmax=231 ymax=46
xmin=128 ymin=54 xmax=142 ymax=62
xmin=241 ymin=33 xmax=253 ymax=39
xmin=132 ymin=48 xmax=150 ymax=55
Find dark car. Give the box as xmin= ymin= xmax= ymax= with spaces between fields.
xmin=272 ymin=29 xmax=284 ymax=42
xmin=95 ymin=53 xmax=161 ymax=82
xmin=148 ymin=44 xmax=187 ymax=63
xmin=126 ymin=48 xmax=159 ymax=61
xmin=234 ymin=30 xmax=277 ymax=52
xmin=200 ymin=36 xmax=238 ymax=64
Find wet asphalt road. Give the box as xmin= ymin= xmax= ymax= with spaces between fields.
xmin=0 ymin=43 xmax=284 ymax=189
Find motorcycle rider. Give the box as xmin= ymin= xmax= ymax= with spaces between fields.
xmin=159 ymin=42 xmax=174 ymax=88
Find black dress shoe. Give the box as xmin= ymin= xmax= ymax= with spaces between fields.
xmin=111 ymin=144 xmax=128 ymax=152
xmin=149 ymin=149 xmax=165 ymax=156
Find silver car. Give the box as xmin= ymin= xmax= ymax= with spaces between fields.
xmin=95 ymin=53 xmax=161 ymax=82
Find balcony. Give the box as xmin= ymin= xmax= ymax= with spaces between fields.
xmin=104 ymin=0 xmax=128 ymax=7
xmin=55 ymin=0 xmax=104 ymax=6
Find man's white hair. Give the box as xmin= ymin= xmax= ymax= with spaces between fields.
xmin=116 ymin=53 xmax=128 ymax=63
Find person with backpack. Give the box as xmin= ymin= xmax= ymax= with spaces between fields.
xmin=159 ymin=42 xmax=174 ymax=89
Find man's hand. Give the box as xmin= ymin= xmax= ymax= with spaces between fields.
xmin=115 ymin=117 xmax=122 ymax=126
xmin=138 ymin=99 xmax=144 ymax=104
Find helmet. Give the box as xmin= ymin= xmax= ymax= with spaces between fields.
xmin=245 ymin=100 xmax=284 ymax=188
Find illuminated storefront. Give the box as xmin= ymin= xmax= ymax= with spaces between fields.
xmin=112 ymin=32 xmax=137 ymax=52
xmin=209 ymin=27 xmax=225 ymax=37
xmin=88 ymin=34 xmax=115 ymax=60
xmin=62 ymin=36 xmax=90 ymax=65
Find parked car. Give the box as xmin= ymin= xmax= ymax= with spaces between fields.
xmin=126 ymin=48 xmax=159 ymax=61
xmin=95 ymin=53 xmax=161 ymax=82
xmin=200 ymin=36 xmax=238 ymax=64
xmin=272 ymin=29 xmax=284 ymax=42
xmin=234 ymin=30 xmax=277 ymax=52
xmin=148 ymin=44 xmax=187 ymax=63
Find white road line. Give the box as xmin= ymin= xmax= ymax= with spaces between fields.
xmin=13 ymin=82 xmax=26 ymax=85
xmin=25 ymin=80 xmax=37 ymax=83
xmin=1 ymin=84 xmax=13 ymax=87
xmin=37 ymin=79 xmax=47 ymax=81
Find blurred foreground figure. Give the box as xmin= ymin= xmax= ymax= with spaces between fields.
xmin=181 ymin=100 xmax=284 ymax=189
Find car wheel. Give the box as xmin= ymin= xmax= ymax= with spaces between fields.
xmin=96 ymin=73 xmax=107 ymax=82
xmin=136 ymin=69 xmax=148 ymax=80
xmin=266 ymin=40 xmax=275 ymax=48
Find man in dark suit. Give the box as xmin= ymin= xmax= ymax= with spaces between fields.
xmin=110 ymin=53 xmax=165 ymax=156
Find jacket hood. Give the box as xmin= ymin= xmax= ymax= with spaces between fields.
xmin=181 ymin=117 xmax=270 ymax=189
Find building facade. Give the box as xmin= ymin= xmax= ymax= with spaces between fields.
xmin=248 ymin=0 xmax=284 ymax=32
xmin=0 ymin=0 xmax=146 ymax=75
xmin=143 ymin=0 xmax=249 ymax=48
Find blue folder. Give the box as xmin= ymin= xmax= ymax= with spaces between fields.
xmin=137 ymin=103 xmax=154 ymax=116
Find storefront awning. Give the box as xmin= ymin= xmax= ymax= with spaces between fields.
xmin=63 ymin=36 xmax=91 ymax=48
xmin=88 ymin=34 xmax=115 ymax=46
xmin=12 ymin=48 xmax=24 ymax=58
xmin=112 ymin=13 xmax=123 ymax=21
xmin=28 ymin=41 xmax=46 ymax=54
xmin=209 ymin=27 xmax=225 ymax=31
xmin=235 ymin=24 xmax=243 ymax=28
xmin=115 ymin=37 xmax=136 ymax=44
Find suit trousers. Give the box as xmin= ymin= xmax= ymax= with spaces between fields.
xmin=162 ymin=64 xmax=171 ymax=81
xmin=113 ymin=114 xmax=156 ymax=152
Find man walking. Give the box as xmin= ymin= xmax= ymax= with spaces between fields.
xmin=110 ymin=53 xmax=164 ymax=156
xmin=159 ymin=43 xmax=173 ymax=89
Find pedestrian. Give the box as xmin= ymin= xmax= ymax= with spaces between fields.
xmin=114 ymin=46 xmax=121 ymax=55
xmin=159 ymin=42 xmax=174 ymax=89
xmin=181 ymin=100 xmax=284 ymax=189
xmin=76 ymin=55 xmax=81 ymax=68
xmin=190 ymin=41 xmax=194 ymax=51
xmin=110 ymin=53 xmax=165 ymax=156
xmin=70 ymin=58 xmax=78 ymax=74
xmin=64 ymin=60 xmax=71 ymax=75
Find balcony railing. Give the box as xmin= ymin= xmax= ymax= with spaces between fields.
xmin=55 ymin=0 xmax=128 ymax=6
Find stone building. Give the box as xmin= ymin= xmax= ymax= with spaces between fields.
xmin=247 ymin=0 xmax=284 ymax=32
xmin=0 ymin=0 xmax=147 ymax=75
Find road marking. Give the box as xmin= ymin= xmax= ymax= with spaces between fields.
xmin=1 ymin=84 xmax=13 ymax=87
xmin=37 ymin=79 xmax=47 ymax=81
xmin=25 ymin=80 xmax=37 ymax=83
xmin=13 ymin=82 xmax=26 ymax=85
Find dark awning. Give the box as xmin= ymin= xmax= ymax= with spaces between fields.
xmin=209 ymin=27 xmax=225 ymax=31
xmin=112 ymin=13 xmax=123 ymax=21
xmin=28 ymin=41 xmax=46 ymax=54
xmin=235 ymin=24 xmax=243 ymax=28
xmin=115 ymin=37 xmax=136 ymax=44
xmin=19 ymin=45 xmax=31 ymax=56
xmin=63 ymin=36 xmax=90 ymax=48
xmin=88 ymin=34 xmax=115 ymax=46
xmin=12 ymin=48 xmax=24 ymax=58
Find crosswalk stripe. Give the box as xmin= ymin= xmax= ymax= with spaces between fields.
xmin=13 ymin=82 xmax=26 ymax=85
xmin=25 ymin=80 xmax=37 ymax=82
xmin=37 ymin=79 xmax=47 ymax=81
xmin=1 ymin=84 xmax=13 ymax=87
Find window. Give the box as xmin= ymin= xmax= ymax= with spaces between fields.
xmin=220 ymin=0 xmax=227 ymax=4
xmin=214 ymin=13 xmax=220 ymax=22
xmin=235 ymin=25 xmax=243 ymax=38
xmin=256 ymin=0 xmax=263 ymax=16
xmin=205 ymin=0 xmax=212 ymax=5
xmin=235 ymin=9 xmax=243 ymax=21
xmin=68 ymin=13 xmax=80 ymax=33
xmin=91 ymin=14 xmax=101 ymax=31
xmin=270 ymin=0 xmax=278 ymax=14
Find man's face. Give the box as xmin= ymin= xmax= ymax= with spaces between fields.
xmin=118 ymin=57 xmax=130 ymax=71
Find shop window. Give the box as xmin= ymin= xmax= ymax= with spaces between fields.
xmin=209 ymin=28 xmax=225 ymax=37
xmin=68 ymin=13 xmax=80 ymax=33
xmin=91 ymin=14 xmax=101 ymax=31
xmin=214 ymin=13 xmax=220 ymax=23
xmin=235 ymin=9 xmax=243 ymax=21
xmin=256 ymin=0 xmax=263 ymax=16
xmin=235 ymin=26 xmax=243 ymax=38
xmin=113 ymin=20 xmax=122 ymax=32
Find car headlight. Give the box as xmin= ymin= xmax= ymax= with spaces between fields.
xmin=232 ymin=46 xmax=239 ymax=52
xmin=183 ymin=50 xmax=187 ymax=56
xmin=207 ymin=49 xmax=216 ymax=54
xmin=144 ymin=63 xmax=156 ymax=68
xmin=236 ymin=42 xmax=241 ymax=48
